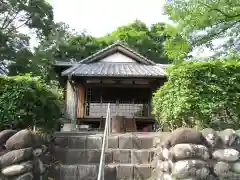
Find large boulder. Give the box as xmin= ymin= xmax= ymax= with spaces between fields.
xmin=9 ymin=172 xmax=33 ymax=180
xmin=33 ymin=148 xmax=43 ymax=157
xmin=156 ymin=172 xmax=173 ymax=180
xmin=218 ymin=129 xmax=238 ymax=147
xmin=169 ymin=143 xmax=210 ymax=161
xmin=5 ymin=130 xmax=37 ymax=150
xmin=212 ymin=149 xmax=240 ymax=162
xmin=157 ymin=160 xmax=172 ymax=173
xmin=230 ymin=136 xmax=240 ymax=151
xmin=213 ymin=161 xmax=231 ymax=176
xmin=0 ymin=148 xmax=32 ymax=168
xmin=217 ymin=172 xmax=240 ymax=180
xmin=33 ymin=158 xmax=45 ymax=177
xmin=154 ymin=145 xmax=168 ymax=161
xmin=0 ymin=130 xmax=17 ymax=146
xmin=160 ymin=128 xmax=209 ymax=149
xmin=2 ymin=161 xmax=33 ymax=176
xmin=0 ymin=149 xmax=9 ymax=157
xmin=231 ymin=161 xmax=240 ymax=174
xmin=201 ymin=128 xmax=220 ymax=148
xmin=171 ymin=159 xmax=210 ymax=179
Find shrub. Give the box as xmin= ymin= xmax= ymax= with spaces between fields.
xmin=152 ymin=60 xmax=240 ymax=130
xmin=0 ymin=74 xmax=63 ymax=132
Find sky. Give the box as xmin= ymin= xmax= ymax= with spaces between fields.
xmin=49 ymin=0 xmax=172 ymax=37
xmin=21 ymin=0 xmax=212 ymax=57
xmin=48 ymin=0 xmax=214 ymax=57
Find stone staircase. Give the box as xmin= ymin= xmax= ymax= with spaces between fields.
xmin=51 ymin=132 xmax=162 ymax=180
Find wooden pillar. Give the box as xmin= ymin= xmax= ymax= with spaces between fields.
xmin=148 ymin=87 xmax=153 ymax=117
xmin=73 ymin=84 xmax=78 ymax=128
xmin=63 ymin=80 xmax=77 ymax=131
xmin=77 ymin=83 xmax=85 ymax=118
xmin=65 ymin=80 xmax=76 ymax=121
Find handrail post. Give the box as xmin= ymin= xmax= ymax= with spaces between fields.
xmin=97 ymin=103 xmax=111 ymax=180
xmin=108 ymin=105 xmax=111 ymax=135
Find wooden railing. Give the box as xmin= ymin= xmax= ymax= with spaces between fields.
xmin=84 ymin=102 xmax=150 ymax=118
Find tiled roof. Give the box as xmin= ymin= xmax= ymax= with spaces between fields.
xmin=61 ymin=62 xmax=167 ymax=78
xmin=56 ymin=42 xmax=169 ymax=78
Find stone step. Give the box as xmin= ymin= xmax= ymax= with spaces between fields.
xmin=54 ymin=147 xmax=156 ymax=165
xmin=50 ymin=163 xmax=153 ymax=180
xmin=54 ymin=132 xmax=166 ymax=150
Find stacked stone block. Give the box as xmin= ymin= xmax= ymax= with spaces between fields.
xmin=0 ymin=129 xmax=48 ymax=180
xmin=51 ymin=132 xmax=160 ymax=180
xmin=152 ymin=128 xmax=240 ymax=180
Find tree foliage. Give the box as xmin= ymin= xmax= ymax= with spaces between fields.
xmin=108 ymin=20 xmax=171 ymax=63
xmin=0 ymin=0 xmax=54 ymax=74
xmin=152 ymin=60 xmax=240 ymax=130
xmin=162 ymin=25 xmax=191 ymax=63
xmin=0 ymin=0 xmax=54 ymax=36
xmin=54 ymin=20 xmax=173 ymax=64
xmin=164 ymin=0 xmax=240 ymax=57
xmin=19 ymin=20 xmax=178 ymax=81
xmin=0 ymin=74 xmax=63 ymax=132
xmin=1 ymin=5 xmax=184 ymax=79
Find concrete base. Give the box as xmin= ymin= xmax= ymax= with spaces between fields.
xmin=61 ymin=123 xmax=76 ymax=132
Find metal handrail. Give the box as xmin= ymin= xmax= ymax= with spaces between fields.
xmin=97 ymin=103 xmax=111 ymax=180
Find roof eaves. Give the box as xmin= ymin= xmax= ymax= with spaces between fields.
xmin=61 ymin=63 xmax=168 ymax=78
xmin=61 ymin=63 xmax=81 ymax=77
xmin=67 ymin=74 xmax=166 ymax=78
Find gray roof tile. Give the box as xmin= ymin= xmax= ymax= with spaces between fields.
xmin=62 ymin=62 xmax=167 ymax=77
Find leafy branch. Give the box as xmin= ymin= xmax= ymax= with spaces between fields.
xmin=199 ymin=2 xmax=240 ymax=19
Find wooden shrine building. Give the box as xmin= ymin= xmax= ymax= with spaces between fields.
xmin=53 ymin=42 xmax=168 ymax=132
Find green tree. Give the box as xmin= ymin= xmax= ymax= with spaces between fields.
xmin=0 ymin=0 xmax=54 ymax=74
xmin=152 ymin=60 xmax=240 ymax=131
xmin=109 ymin=20 xmax=170 ymax=63
xmin=164 ymin=0 xmax=240 ymax=57
xmin=55 ymin=33 xmax=107 ymax=60
xmin=7 ymin=22 xmax=76 ymax=80
xmin=6 ymin=19 xmax=182 ymax=79
xmin=0 ymin=74 xmax=63 ymax=132
xmin=31 ymin=22 xmax=78 ymax=81
xmin=55 ymin=20 xmax=174 ymax=64
xmin=162 ymin=25 xmax=191 ymax=63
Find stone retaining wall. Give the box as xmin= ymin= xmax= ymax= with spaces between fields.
xmin=0 ymin=129 xmax=51 ymax=180
xmin=151 ymin=128 xmax=240 ymax=180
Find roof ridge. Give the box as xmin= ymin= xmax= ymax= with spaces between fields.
xmin=79 ymin=41 xmax=156 ymax=65
xmin=117 ymin=43 xmax=156 ymax=65
xmin=78 ymin=41 xmax=120 ymax=63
